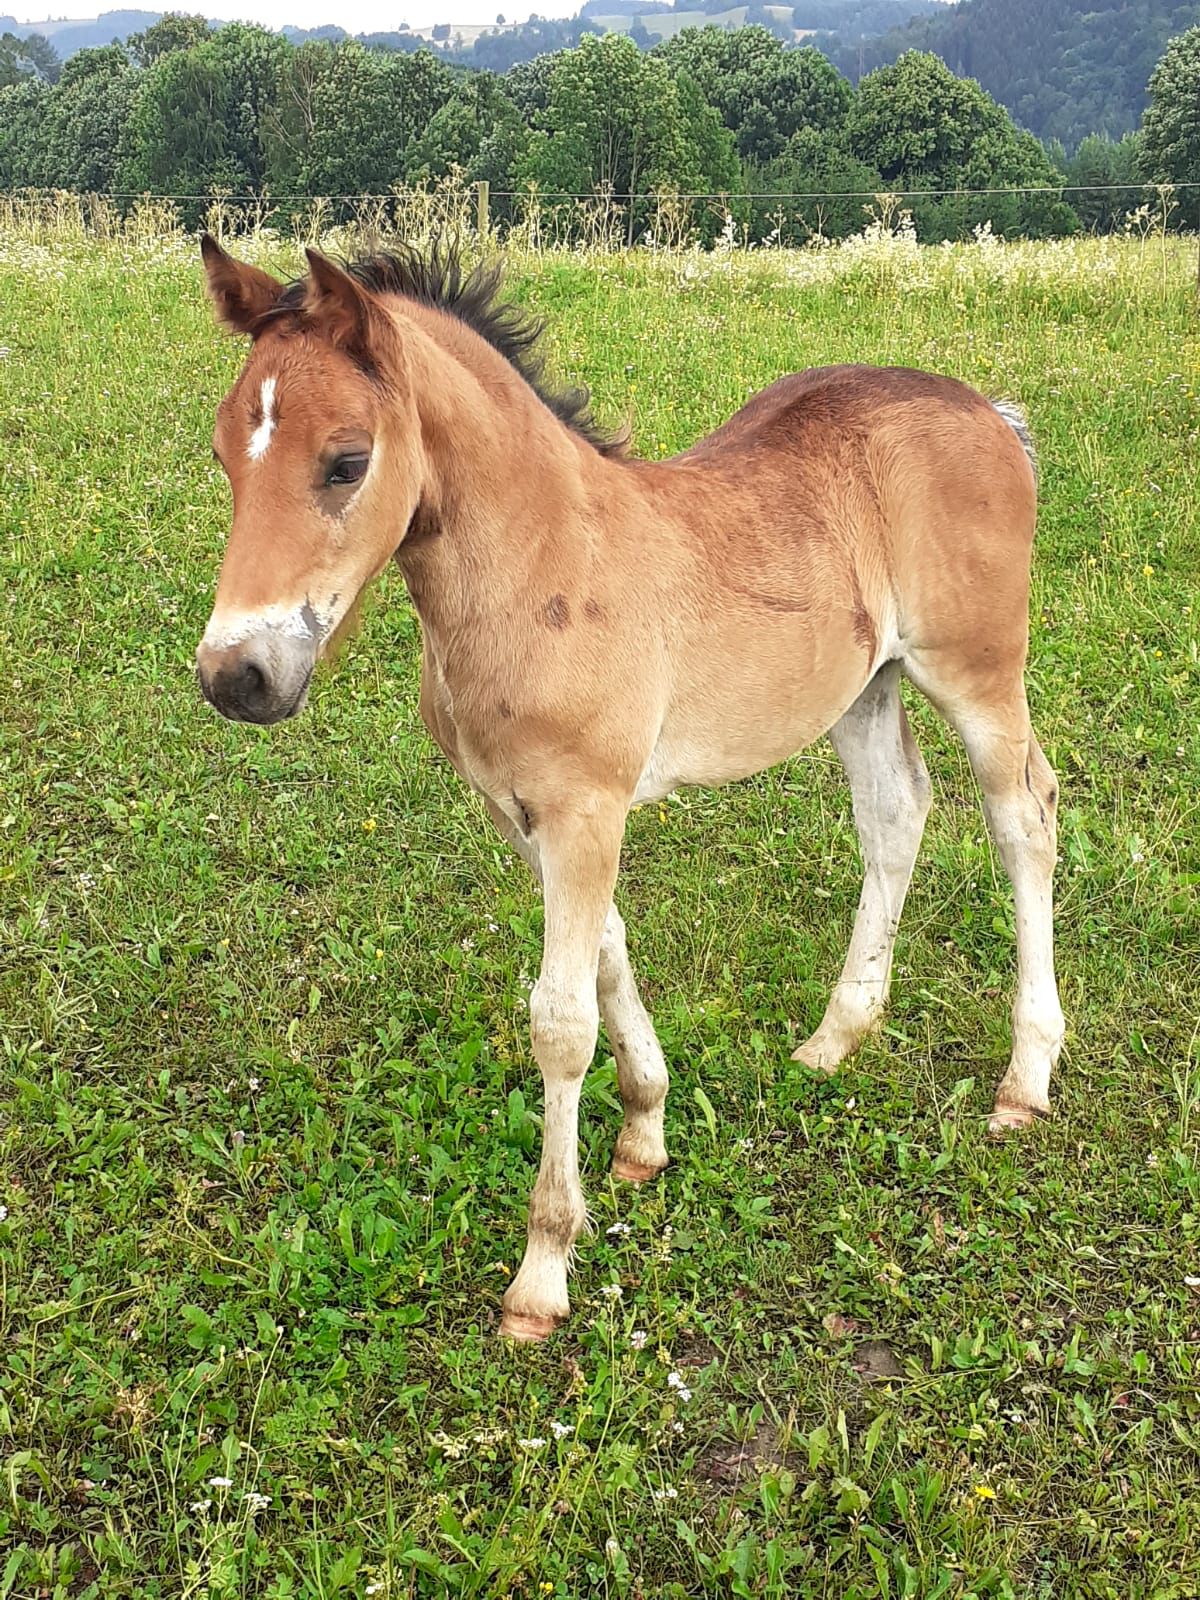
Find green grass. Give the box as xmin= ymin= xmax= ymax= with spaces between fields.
xmin=1 ymin=228 xmax=1199 ymax=1599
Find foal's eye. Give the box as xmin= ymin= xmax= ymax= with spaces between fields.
xmin=327 ymin=455 xmax=369 ymax=486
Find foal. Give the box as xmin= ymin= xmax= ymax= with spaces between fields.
xmin=195 ymin=239 xmax=1065 ymax=1340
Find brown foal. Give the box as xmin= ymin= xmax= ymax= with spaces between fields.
xmin=195 ymin=238 xmax=1065 ymax=1340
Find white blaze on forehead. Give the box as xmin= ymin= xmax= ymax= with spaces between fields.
xmin=247 ymin=377 xmax=277 ymax=461
xmin=201 ymin=599 xmax=331 ymax=652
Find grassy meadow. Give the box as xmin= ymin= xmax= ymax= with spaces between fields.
xmin=1 ymin=221 xmax=1199 ymax=1599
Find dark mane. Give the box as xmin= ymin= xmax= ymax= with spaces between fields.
xmin=272 ymin=243 xmax=623 ymax=458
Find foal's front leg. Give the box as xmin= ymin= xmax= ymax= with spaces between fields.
xmin=600 ymin=905 xmax=670 ymax=1182
xmin=500 ymin=796 xmax=626 ymax=1342
xmin=483 ymin=798 xmax=670 ymax=1187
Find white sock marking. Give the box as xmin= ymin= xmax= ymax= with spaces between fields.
xmin=247 ymin=377 xmax=277 ymax=461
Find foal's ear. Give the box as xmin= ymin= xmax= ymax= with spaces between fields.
xmin=200 ymin=234 xmax=282 ymax=335
xmin=303 ymin=250 xmax=391 ymax=372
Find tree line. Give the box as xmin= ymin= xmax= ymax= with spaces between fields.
xmin=0 ymin=15 xmax=1196 ymax=242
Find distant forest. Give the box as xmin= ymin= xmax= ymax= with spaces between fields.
xmin=825 ymin=0 xmax=1200 ymax=148
xmin=1 ymin=8 xmax=1195 ymax=240
xmin=5 ymin=0 xmax=1200 ymax=148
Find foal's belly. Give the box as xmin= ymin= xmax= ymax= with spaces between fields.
xmin=634 ymin=665 xmax=871 ymax=803
xmin=630 ymin=580 xmax=889 ymax=805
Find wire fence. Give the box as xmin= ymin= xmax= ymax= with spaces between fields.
xmin=1 ymin=179 xmax=1193 ymax=254
xmin=9 ymin=181 xmax=1198 ymax=202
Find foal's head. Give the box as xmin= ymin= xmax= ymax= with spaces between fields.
xmin=195 ymin=236 xmax=420 ymax=725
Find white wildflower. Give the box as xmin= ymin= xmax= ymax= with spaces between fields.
xmin=189 ymin=1499 xmax=212 ymax=1514
xmin=208 ymin=1476 xmax=233 ymax=1488
xmin=667 ymin=1371 xmax=693 ymax=1402
xmin=550 ymin=1420 xmax=574 ymax=1439
xmin=517 ymin=1436 xmax=547 ymax=1450
xmin=606 ymin=1221 xmax=631 ymax=1237
xmin=629 ymin=1329 xmax=648 ymax=1350
xmin=599 ymin=1283 xmax=623 ymax=1299
xmin=431 ymin=1431 xmax=468 ymax=1459
xmin=653 ymin=1485 xmax=679 ymax=1501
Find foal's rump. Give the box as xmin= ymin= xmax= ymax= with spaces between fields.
xmin=852 ymin=368 xmax=1039 ymax=675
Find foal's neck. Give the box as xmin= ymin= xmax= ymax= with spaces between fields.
xmin=392 ymin=307 xmax=616 ymax=636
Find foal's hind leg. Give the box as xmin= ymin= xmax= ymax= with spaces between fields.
xmin=794 ymin=663 xmax=932 ymax=1071
xmin=906 ymin=663 xmax=1065 ymax=1132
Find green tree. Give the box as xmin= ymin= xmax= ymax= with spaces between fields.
xmin=675 ymin=69 xmax=739 ymax=196
xmin=1142 ymin=26 xmax=1200 ymax=228
xmin=1066 ymin=131 xmax=1145 ymax=232
xmin=0 ymin=77 xmax=46 ymax=185
xmin=405 ymin=71 xmax=530 ymax=192
xmin=264 ymin=42 xmax=453 ymax=196
xmin=753 ymin=125 xmax=883 ymax=241
xmin=504 ymin=50 xmax=561 ymax=121
xmin=655 ymin=28 xmax=850 ymax=162
xmin=36 ymin=44 xmax=136 ymax=191
xmin=126 ymin=13 xmax=213 ymax=67
xmin=820 ymin=0 xmax=1200 ymax=151
xmin=844 ymin=51 xmax=1077 ymax=238
xmin=523 ymin=32 xmax=724 ymax=240
xmin=122 ymin=24 xmax=287 ymax=199
xmin=263 ymin=38 xmax=340 ymax=193
xmin=0 ymin=29 xmax=58 ymax=86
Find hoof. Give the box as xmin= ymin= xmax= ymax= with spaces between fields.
xmin=612 ymin=1155 xmax=667 ymax=1184
xmin=791 ymin=1039 xmax=842 ymax=1075
xmin=499 ymin=1310 xmax=562 ymax=1343
xmin=988 ymin=1102 xmax=1049 ymax=1137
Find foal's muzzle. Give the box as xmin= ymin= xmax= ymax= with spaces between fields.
xmin=195 ymin=633 xmax=315 ymax=726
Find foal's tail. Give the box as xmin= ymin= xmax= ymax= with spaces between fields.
xmin=991 ymin=399 xmax=1037 ymax=482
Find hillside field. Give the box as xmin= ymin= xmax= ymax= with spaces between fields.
xmin=411 ymin=10 xmax=808 ymax=46
xmin=1 ymin=226 xmax=1199 ymax=1598
xmin=588 ymin=7 xmax=808 ymax=42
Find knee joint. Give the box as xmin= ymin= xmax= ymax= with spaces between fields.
xmin=530 ymin=979 xmax=599 ymax=1076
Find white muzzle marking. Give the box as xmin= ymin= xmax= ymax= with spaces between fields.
xmin=201 ymin=599 xmax=329 ymax=652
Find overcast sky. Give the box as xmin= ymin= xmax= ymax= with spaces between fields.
xmin=11 ymin=0 xmax=584 ymax=29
